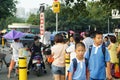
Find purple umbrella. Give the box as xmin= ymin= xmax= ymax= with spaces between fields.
xmin=3 ymin=30 xmax=25 ymax=39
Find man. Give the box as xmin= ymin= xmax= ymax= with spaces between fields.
xmin=28 ymin=36 xmax=46 ymax=73
xmin=42 ymin=28 xmax=51 ymax=45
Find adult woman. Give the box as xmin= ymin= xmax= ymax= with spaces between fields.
xmin=51 ymin=34 xmax=68 ymax=80
xmin=108 ymin=35 xmax=119 ymax=63
xmin=108 ymin=35 xmax=119 ymax=77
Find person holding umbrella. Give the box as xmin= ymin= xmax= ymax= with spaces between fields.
xmin=2 ymin=30 xmax=24 ymax=78
xmin=7 ymin=38 xmax=23 ymax=78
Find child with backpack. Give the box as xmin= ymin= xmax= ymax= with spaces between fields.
xmin=67 ymin=42 xmax=87 ymax=80
xmin=85 ymin=31 xmax=112 ymax=80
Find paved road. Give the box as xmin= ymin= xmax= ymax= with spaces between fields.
xmin=0 ymin=47 xmax=53 ymax=80
xmin=0 ymin=65 xmax=53 ymax=80
xmin=0 ymin=46 xmax=120 ymax=80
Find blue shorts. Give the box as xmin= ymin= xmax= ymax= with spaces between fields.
xmin=52 ymin=65 xmax=65 ymax=75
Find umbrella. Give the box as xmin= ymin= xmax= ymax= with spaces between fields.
xmin=3 ymin=30 xmax=25 ymax=39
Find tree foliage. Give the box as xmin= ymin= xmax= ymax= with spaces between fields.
xmin=0 ymin=0 xmax=17 ymax=19
xmin=101 ymin=0 xmax=120 ymax=10
xmin=26 ymin=0 xmax=120 ymax=33
xmin=26 ymin=14 xmax=39 ymax=25
xmin=64 ymin=0 xmax=120 ymax=32
xmin=0 ymin=0 xmax=18 ymax=29
xmin=64 ymin=0 xmax=88 ymax=20
xmin=0 ymin=16 xmax=25 ymax=29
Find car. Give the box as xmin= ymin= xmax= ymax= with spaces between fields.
xmin=20 ymin=33 xmax=39 ymax=47
xmin=51 ymin=31 xmax=68 ymax=39
xmin=103 ymin=33 xmax=115 ymax=38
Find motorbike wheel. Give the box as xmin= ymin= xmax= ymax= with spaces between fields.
xmin=36 ymin=66 xmax=42 ymax=77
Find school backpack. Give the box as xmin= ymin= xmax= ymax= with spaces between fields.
xmin=66 ymin=58 xmax=88 ymax=80
xmin=86 ymin=43 xmax=106 ymax=67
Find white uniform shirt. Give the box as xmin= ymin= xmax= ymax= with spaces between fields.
xmin=11 ymin=42 xmax=23 ymax=62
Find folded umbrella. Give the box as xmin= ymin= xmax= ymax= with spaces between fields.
xmin=3 ymin=30 xmax=25 ymax=39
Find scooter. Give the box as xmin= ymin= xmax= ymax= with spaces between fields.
xmin=32 ymin=52 xmax=43 ymax=76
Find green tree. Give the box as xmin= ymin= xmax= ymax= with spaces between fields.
xmin=44 ymin=6 xmax=56 ymax=31
xmin=64 ymin=0 xmax=120 ymax=32
xmin=26 ymin=14 xmax=40 ymax=25
xmin=0 ymin=16 xmax=25 ymax=29
xmin=0 ymin=0 xmax=18 ymax=29
xmin=65 ymin=0 xmax=88 ymax=20
xmin=0 ymin=0 xmax=17 ymax=19
xmin=101 ymin=0 xmax=120 ymax=11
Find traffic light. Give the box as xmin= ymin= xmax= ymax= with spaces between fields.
xmin=39 ymin=6 xmax=45 ymax=12
xmin=53 ymin=2 xmax=60 ymax=13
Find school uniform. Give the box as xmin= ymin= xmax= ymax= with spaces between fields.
xmin=85 ymin=44 xmax=110 ymax=80
xmin=68 ymin=57 xmax=86 ymax=80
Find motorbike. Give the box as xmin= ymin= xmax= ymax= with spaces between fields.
xmin=32 ymin=52 xmax=43 ymax=76
xmin=43 ymin=45 xmax=52 ymax=69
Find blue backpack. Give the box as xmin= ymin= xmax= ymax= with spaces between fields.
xmin=66 ymin=58 xmax=88 ymax=80
xmin=86 ymin=43 xmax=106 ymax=67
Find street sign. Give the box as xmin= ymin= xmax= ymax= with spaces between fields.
xmin=52 ymin=1 xmax=60 ymax=13
xmin=40 ymin=12 xmax=45 ymax=35
xmin=112 ymin=9 xmax=120 ymax=19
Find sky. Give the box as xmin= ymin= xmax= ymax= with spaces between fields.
xmin=16 ymin=0 xmax=53 ymax=11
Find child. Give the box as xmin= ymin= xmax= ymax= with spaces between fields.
xmin=85 ymin=31 xmax=112 ymax=80
xmin=67 ymin=42 xmax=86 ymax=80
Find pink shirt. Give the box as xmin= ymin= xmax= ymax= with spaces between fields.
xmin=51 ymin=43 xmax=68 ymax=67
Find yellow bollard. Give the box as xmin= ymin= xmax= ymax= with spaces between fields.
xmin=65 ymin=53 xmax=70 ymax=77
xmin=2 ymin=37 xmax=4 ymax=48
xmin=19 ymin=57 xmax=27 ymax=80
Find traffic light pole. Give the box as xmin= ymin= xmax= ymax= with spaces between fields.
xmin=56 ymin=13 xmax=58 ymax=33
xmin=52 ymin=0 xmax=60 ymax=33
